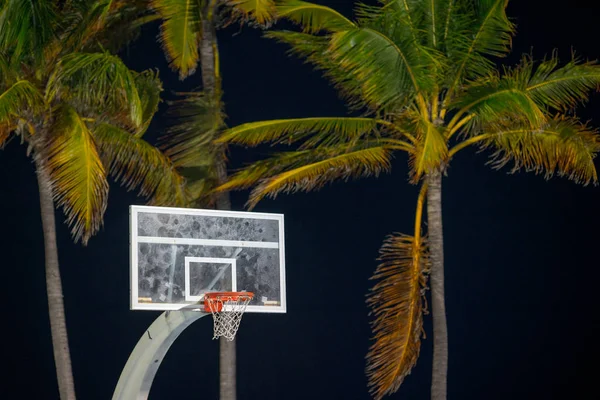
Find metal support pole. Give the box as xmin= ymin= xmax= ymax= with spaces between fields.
xmin=113 ymin=310 xmax=207 ymax=400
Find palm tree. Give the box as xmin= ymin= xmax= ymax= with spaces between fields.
xmin=214 ymin=1 xmax=600 ymax=399
xmin=147 ymin=1 xmax=275 ymax=398
xmin=0 ymin=1 xmax=186 ymax=398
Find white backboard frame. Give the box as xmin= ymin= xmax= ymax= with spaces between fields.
xmin=130 ymin=205 xmax=286 ymax=313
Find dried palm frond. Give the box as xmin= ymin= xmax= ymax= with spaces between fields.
xmin=366 ymin=233 xmax=430 ymax=400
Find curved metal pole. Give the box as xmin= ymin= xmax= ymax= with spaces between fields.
xmin=112 ymin=310 xmax=207 ymax=400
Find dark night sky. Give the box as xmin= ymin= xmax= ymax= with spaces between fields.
xmin=2 ymin=1 xmax=600 ymax=399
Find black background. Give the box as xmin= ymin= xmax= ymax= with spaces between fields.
xmin=2 ymin=1 xmax=599 ymax=399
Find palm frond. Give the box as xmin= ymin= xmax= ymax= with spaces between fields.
xmin=366 ymin=233 xmax=430 ymax=400
xmin=151 ymin=0 xmax=202 ymax=80
xmin=449 ymin=74 xmax=546 ymax=134
xmin=266 ymin=24 xmax=432 ymax=111
xmin=275 ymin=0 xmax=356 ymax=33
xmin=362 ymin=1 xmax=422 ymax=44
xmin=46 ymin=52 xmax=143 ymax=127
xmin=526 ymin=54 xmax=600 ymax=111
xmin=0 ymin=80 xmax=44 ymax=124
xmin=485 ymin=116 xmax=600 ymax=185
xmin=93 ymin=123 xmax=188 ymax=206
xmin=218 ymin=117 xmax=381 ymax=148
xmin=162 ymin=91 xmax=224 ymax=167
xmin=0 ymin=0 xmax=56 ymax=63
xmin=0 ymin=122 xmax=14 ymax=148
xmin=327 ymin=27 xmax=433 ymax=111
xmin=0 ymin=52 xmax=13 ymax=83
xmin=62 ymin=0 xmax=115 ymax=49
xmin=422 ymin=0 xmax=456 ymax=48
xmin=46 ymin=105 xmax=109 ymax=244
xmin=71 ymin=0 xmax=158 ymax=53
xmin=225 ymin=0 xmax=277 ymax=27
xmin=239 ymin=144 xmax=393 ymax=209
xmin=410 ymin=117 xmax=448 ymax=181
xmin=134 ymin=70 xmax=163 ymax=137
xmin=445 ymin=0 xmax=514 ymax=90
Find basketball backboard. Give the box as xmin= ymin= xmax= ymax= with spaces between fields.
xmin=130 ymin=205 xmax=286 ymax=313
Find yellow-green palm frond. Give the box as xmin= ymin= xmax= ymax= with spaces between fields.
xmin=217 ymin=117 xmax=382 ymax=148
xmin=526 ymin=54 xmax=600 ymax=112
xmin=449 ymin=74 xmax=546 ymax=135
xmin=275 ymin=0 xmax=356 ymax=33
xmin=485 ymin=116 xmax=600 ymax=185
xmin=224 ymin=0 xmax=276 ymax=27
xmin=222 ymin=143 xmax=393 ymax=209
xmin=133 ymin=70 xmax=163 ymax=137
xmin=0 ymin=80 xmax=44 ymax=125
xmin=151 ymin=0 xmax=202 ymax=80
xmin=46 ymin=105 xmax=109 ymax=245
xmin=93 ymin=123 xmax=188 ymax=206
xmin=46 ymin=52 xmax=143 ymax=127
xmin=366 ymin=233 xmax=430 ymax=400
xmin=445 ymin=0 xmax=514 ymax=90
xmin=162 ymin=91 xmax=224 ymax=167
xmin=409 ymin=117 xmax=448 ymax=182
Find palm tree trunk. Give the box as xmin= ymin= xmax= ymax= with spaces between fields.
xmin=199 ymin=2 xmax=235 ymax=399
xmin=426 ymin=172 xmax=448 ymax=400
xmin=33 ymin=142 xmax=77 ymax=400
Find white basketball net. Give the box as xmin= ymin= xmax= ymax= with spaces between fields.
xmin=205 ymin=294 xmax=252 ymax=341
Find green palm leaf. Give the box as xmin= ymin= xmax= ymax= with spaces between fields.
xmin=365 ymin=1 xmax=422 ymax=43
xmin=46 ymin=105 xmax=109 ymax=244
xmin=46 ymin=52 xmax=143 ymax=127
xmin=93 ymin=123 xmax=188 ymax=206
xmin=151 ymin=0 xmax=202 ymax=80
xmin=62 ymin=0 xmax=114 ymax=48
xmin=327 ymin=27 xmax=433 ymax=111
xmin=275 ymin=0 xmax=356 ymax=33
xmin=0 ymin=80 xmax=44 ymax=124
xmin=134 ymin=70 xmax=163 ymax=137
xmin=67 ymin=0 xmax=158 ymax=53
xmin=0 ymin=0 xmax=56 ymax=63
xmin=422 ymin=0 xmax=454 ymax=47
xmin=218 ymin=117 xmax=381 ymax=148
xmin=366 ymin=233 xmax=430 ymax=400
xmin=527 ymin=55 xmax=600 ymax=112
xmin=486 ymin=116 xmax=600 ymax=185
xmin=445 ymin=0 xmax=514 ymax=89
xmin=162 ymin=91 xmax=224 ymax=167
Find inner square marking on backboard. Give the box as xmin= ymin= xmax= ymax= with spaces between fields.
xmin=184 ymin=257 xmax=238 ymax=302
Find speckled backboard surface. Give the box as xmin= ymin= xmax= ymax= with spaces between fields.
xmin=130 ymin=205 xmax=286 ymax=313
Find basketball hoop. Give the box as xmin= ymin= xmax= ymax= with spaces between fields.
xmin=203 ymin=292 xmax=254 ymax=341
